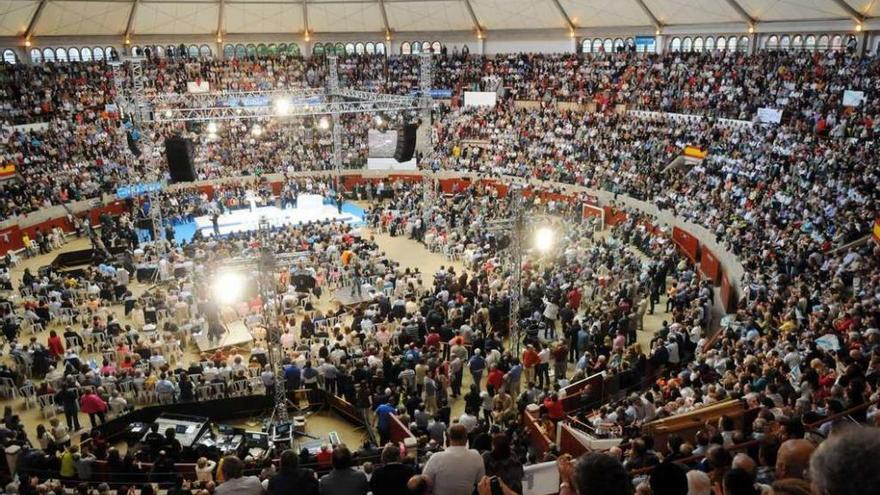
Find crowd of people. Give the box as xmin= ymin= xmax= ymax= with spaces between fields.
xmin=0 ymin=46 xmax=876 ymax=495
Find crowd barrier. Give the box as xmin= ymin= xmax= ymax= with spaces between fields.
xmin=0 ymin=170 xmax=742 ymax=317
xmin=522 ymin=409 xmax=553 ymax=459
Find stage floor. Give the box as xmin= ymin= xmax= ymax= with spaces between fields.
xmin=192 ymin=320 xmax=254 ymax=352
xmin=194 ymin=203 xmax=361 ymax=238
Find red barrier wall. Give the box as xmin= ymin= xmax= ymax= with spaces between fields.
xmin=438 ymin=178 xmax=471 ymax=193
xmin=720 ymin=272 xmax=736 ymax=313
xmin=672 ymin=226 xmax=700 ymax=263
xmin=603 ymin=206 xmax=628 ymax=226
xmin=389 ymin=414 xmax=415 ymax=445
xmin=523 ymin=411 xmax=552 ymax=458
xmin=559 ymin=423 xmax=590 ymax=457
xmin=700 ymin=247 xmax=721 ymax=285
xmin=582 ymin=204 xmax=602 ymax=220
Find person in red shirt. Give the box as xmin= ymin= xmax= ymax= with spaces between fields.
xmin=47 ymin=330 xmax=64 ymax=359
xmin=543 ymin=393 xmax=565 ymax=422
xmin=567 ymin=288 xmax=582 ymax=311
xmin=521 ymin=345 xmax=540 ymax=386
xmin=316 ymin=444 xmax=333 ymax=469
xmin=486 ymin=365 xmax=505 ymax=394
xmin=425 ymin=329 xmax=441 ymax=349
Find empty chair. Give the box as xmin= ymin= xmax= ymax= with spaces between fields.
xmin=19 ymin=384 xmax=37 ymax=409
xmin=37 ymin=394 xmax=57 ymax=419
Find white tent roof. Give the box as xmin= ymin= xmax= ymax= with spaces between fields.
xmin=0 ymin=0 xmax=871 ymax=38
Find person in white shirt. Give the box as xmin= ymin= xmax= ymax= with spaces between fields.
xmin=422 ymin=425 xmax=485 ymax=495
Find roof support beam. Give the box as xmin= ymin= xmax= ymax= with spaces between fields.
xmin=24 ymin=0 xmax=49 ymax=40
xmin=216 ymin=0 xmax=224 ymax=39
xmin=462 ymin=0 xmax=482 ymax=35
xmin=548 ymin=0 xmax=576 ymax=33
xmin=302 ymin=0 xmax=309 ymax=36
xmin=723 ymin=0 xmax=756 ymax=26
xmin=124 ymin=0 xmax=140 ymax=41
xmin=828 ymin=0 xmax=865 ymax=23
xmin=377 ymin=0 xmax=391 ymax=38
xmin=631 ymin=0 xmax=661 ymax=30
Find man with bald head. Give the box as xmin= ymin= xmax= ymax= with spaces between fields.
xmin=775 ymin=439 xmax=815 ymax=481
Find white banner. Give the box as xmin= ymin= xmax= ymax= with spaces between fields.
xmin=187 ymin=81 xmax=210 ymax=94
xmin=843 ymin=89 xmax=865 ymax=107
xmin=366 ymin=157 xmax=417 ymax=170
xmin=756 ymin=107 xmax=783 ymax=124
xmin=463 ymin=91 xmax=497 ymax=108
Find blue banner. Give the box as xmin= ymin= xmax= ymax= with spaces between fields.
xmin=117 ymin=181 xmax=165 ymax=199
xmin=635 ymin=36 xmax=656 ymax=51
xmin=409 ymin=89 xmax=453 ymax=99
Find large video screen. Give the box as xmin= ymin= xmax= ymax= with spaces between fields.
xmin=368 ymin=129 xmax=398 ymax=158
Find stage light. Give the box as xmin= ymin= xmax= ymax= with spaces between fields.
xmin=251 ymin=124 xmax=263 ymax=137
xmin=206 ymin=122 xmax=218 ymax=134
xmin=534 ymin=226 xmax=555 ymax=253
xmin=319 ymin=117 xmax=330 ymax=129
xmin=274 ymin=98 xmax=291 ymax=116
xmin=164 ymin=109 xmax=172 ymax=118
xmin=213 ymin=272 xmax=244 ymax=305
xmin=374 ymin=115 xmax=384 ymax=125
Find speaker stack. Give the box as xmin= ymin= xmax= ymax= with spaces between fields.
xmin=165 ymin=136 xmax=196 ymax=183
xmin=394 ymin=123 xmax=418 ymax=162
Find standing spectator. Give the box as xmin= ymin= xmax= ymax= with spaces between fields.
xmin=79 ymin=390 xmax=108 ymax=428
xmin=482 ymin=434 xmax=524 ymax=494
xmin=319 ymin=446 xmax=368 ymax=495
xmin=370 ymin=444 xmax=416 ymax=495
xmin=422 ymin=424 xmax=485 ymax=495
xmin=214 ymin=456 xmax=264 ymax=495
xmin=268 ymin=450 xmax=318 ymax=495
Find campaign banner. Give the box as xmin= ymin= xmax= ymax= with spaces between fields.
xmin=116 ymin=181 xmax=165 ymax=199
xmin=635 ymin=35 xmax=656 ymax=52
xmin=463 ymin=91 xmax=497 ymax=108
xmin=843 ymin=89 xmax=865 ymax=107
xmin=756 ymin=107 xmax=783 ymax=124
xmin=187 ymin=81 xmax=210 ymax=93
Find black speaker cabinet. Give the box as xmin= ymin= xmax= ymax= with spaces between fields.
xmin=165 ymin=136 xmax=196 ymax=183
xmin=394 ymin=124 xmax=418 ymax=162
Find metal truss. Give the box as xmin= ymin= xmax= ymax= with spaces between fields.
xmin=144 ymin=88 xmax=325 ymax=105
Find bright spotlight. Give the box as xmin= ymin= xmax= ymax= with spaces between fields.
xmin=319 ymin=117 xmax=330 ymax=130
xmin=534 ymin=227 xmax=555 ymax=253
xmin=274 ymin=98 xmax=291 ymax=116
xmin=164 ymin=109 xmax=172 ymax=118
xmin=213 ymin=272 xmax=244 ymax=305
xmin=251 ymin=124 xmax=263 ymax=137
xmin=206 ymin=122 xmax=218 ymax=134
xmin=374 ymin=115 xmax=384 ymax=125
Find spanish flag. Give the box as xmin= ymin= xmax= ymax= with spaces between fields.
xmin=0 ymin=164 xmax=15 ymax=180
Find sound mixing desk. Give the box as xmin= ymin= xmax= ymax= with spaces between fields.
xmin=143 ymin=413 xmax=211 ymax=448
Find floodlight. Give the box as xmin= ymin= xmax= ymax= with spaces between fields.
xmin=534 ymin=226 xmax=554 ymax=253
xmin=213 ymin=272 xmax=244 ymax=304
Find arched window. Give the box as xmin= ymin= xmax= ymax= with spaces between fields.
xmin=257 ymin=44 xmax=268 ymax=57
xmin=322 ymin=43 xmax=332 ymax=55
xmin=817 ymin=34 xmax=830 ymax=50
xmin=716 ymin=37 xmax=727 ymax=51
xmin=780 ymin=35 xmax=791 ymax=50
xmin=200 ymin=45 xmax=211 ymax=57
xmin=131 ymin=45 xmax=140 ymax=56
xmin=401 ymin=41 xmax=411 ymax=55
xmin=224 ymin=44 xmax=234 ymax=58
xmin=2 ymin=49 xmax=14 ymax=64
xmin=355 ymin=42 xmax=364 ymax=54
xmin=376 ymin=42 xmax=385 ymax=54
xmin=335 ymin=42 xmax=345 ymax=54
xmin=247 ymin=44 xmax=257 ymax=57
xmin=277 ymin=43 xmax=287 ymax=55
xmin=581 ymin=39 xmax=590 ymax=53
xmin=234 ymin=44 xmax=245 ymax=58
xmin=313 ymin=44 xmax=325 ymax=56
xmin=670 ymin=37 xmax=681 ymax=51
xmin=43 ymin=48 xmax=55 ymax=62
xmin=682 ymin=37 xmax=692 ymax=51
xmin=267 ymin=44 xmax=277 ymax=56
xmin=288 ymin=43 xmax=300 ymax=56
xmin=366 ymin=42 xmax=375 ymax=54
xmin=432 ymin=41 xmax=441 ymax=53
xmin=705 ymin=37 xmax=715 ymax=51
xmin=792 ymin=35 xmax=803 ymax=50
xmin=81 ymin=47 xmax=92 ymax=61
xmin=412 ymin=41 xmax=421 ymax=54
xmin=728 ymin=36 xmax=738 ymax=51
xmin=422 ymin=41 xmax=431 ymax=52
xmin=766 ymin=35 xmax=779 ymax=50
xmin=68 ymin=47 xmax=79 ymax=62
xmin=603 ymin=38 xmax=613 ymax=52
xmin=831 ymin=35 xmax=842 ymax=50
xmin=693 ymin=37 xmax=704 ymax=52
xmin=105 ymin=47 xmax=115 ymax=60
xmin=343 ymin=42 xmax=353 ymax=55
xmin=613 ymin=38 xmax=624 ymax=52
xmin=187 ymin=45 xmax=198 ymax=58
xmin=805 ymin=35 xmax=817 ymax=50
xmin=30 ymin=48 xmax=41 ymax=63
xmin=626 ymin=37 xmax=634 ymax=50
xmin=92 ymin=47 xmax=104 ymax=60
xmin=592 ymin=39 xmax=602 ymax=52
xmin=738 ymin=36 xmax=749 ymax=52
xmin=55 ymin=48 xmax=67 ymax=62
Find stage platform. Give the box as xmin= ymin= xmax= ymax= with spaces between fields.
xmin=192 ymin=320 xmax=254 ymax=352
xmin=194 ymin=201 xmax=361 ymax=238
xmin=333 ymin=283 xmax=378 ymax=306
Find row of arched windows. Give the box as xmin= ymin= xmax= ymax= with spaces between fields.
xmin=763 ymin=34 xmax=856 ymax=51
xmin=1 ymin=49 xmax=15 ymax=64
xmin=131 ymin=44 xmax=212 ymax=58
xmin=312 ymin=42 xmax=385 ymax=56
xmin=399 ymin=41 xmax=442 ymax=55
xmin=223 ymin=43 xmax=302 ymax=59
xmin=669 ymin=36 xmax=750 ymax=52
xmin=582 ymin=37 xmax=645 ymax=53
xmin=29 ymin=46 xmax=115 ymax=64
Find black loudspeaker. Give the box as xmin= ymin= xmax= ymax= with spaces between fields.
xmin=126 ymin=131 xmax=141 ymax=157
xmin=165 ymin=137 xmax=196 ymax=183
xmin=394 ymin=124 xmax=418 ymax=162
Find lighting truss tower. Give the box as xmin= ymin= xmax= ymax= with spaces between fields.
xmin=257 ymin=217 xmax=289 ymax=424
xmin=487 ymin=185 xmax=525 ymax=355
xmin=327 ymin=56 xmax=344 ymax=197
xmin=110 ymin=57 xmax=148 ymax=124
xmin=419 ymin=53 xmax=434 ymax=153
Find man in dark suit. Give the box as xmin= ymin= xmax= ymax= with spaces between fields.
xmin=370 ymin=445 xmax=416 ymax=495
